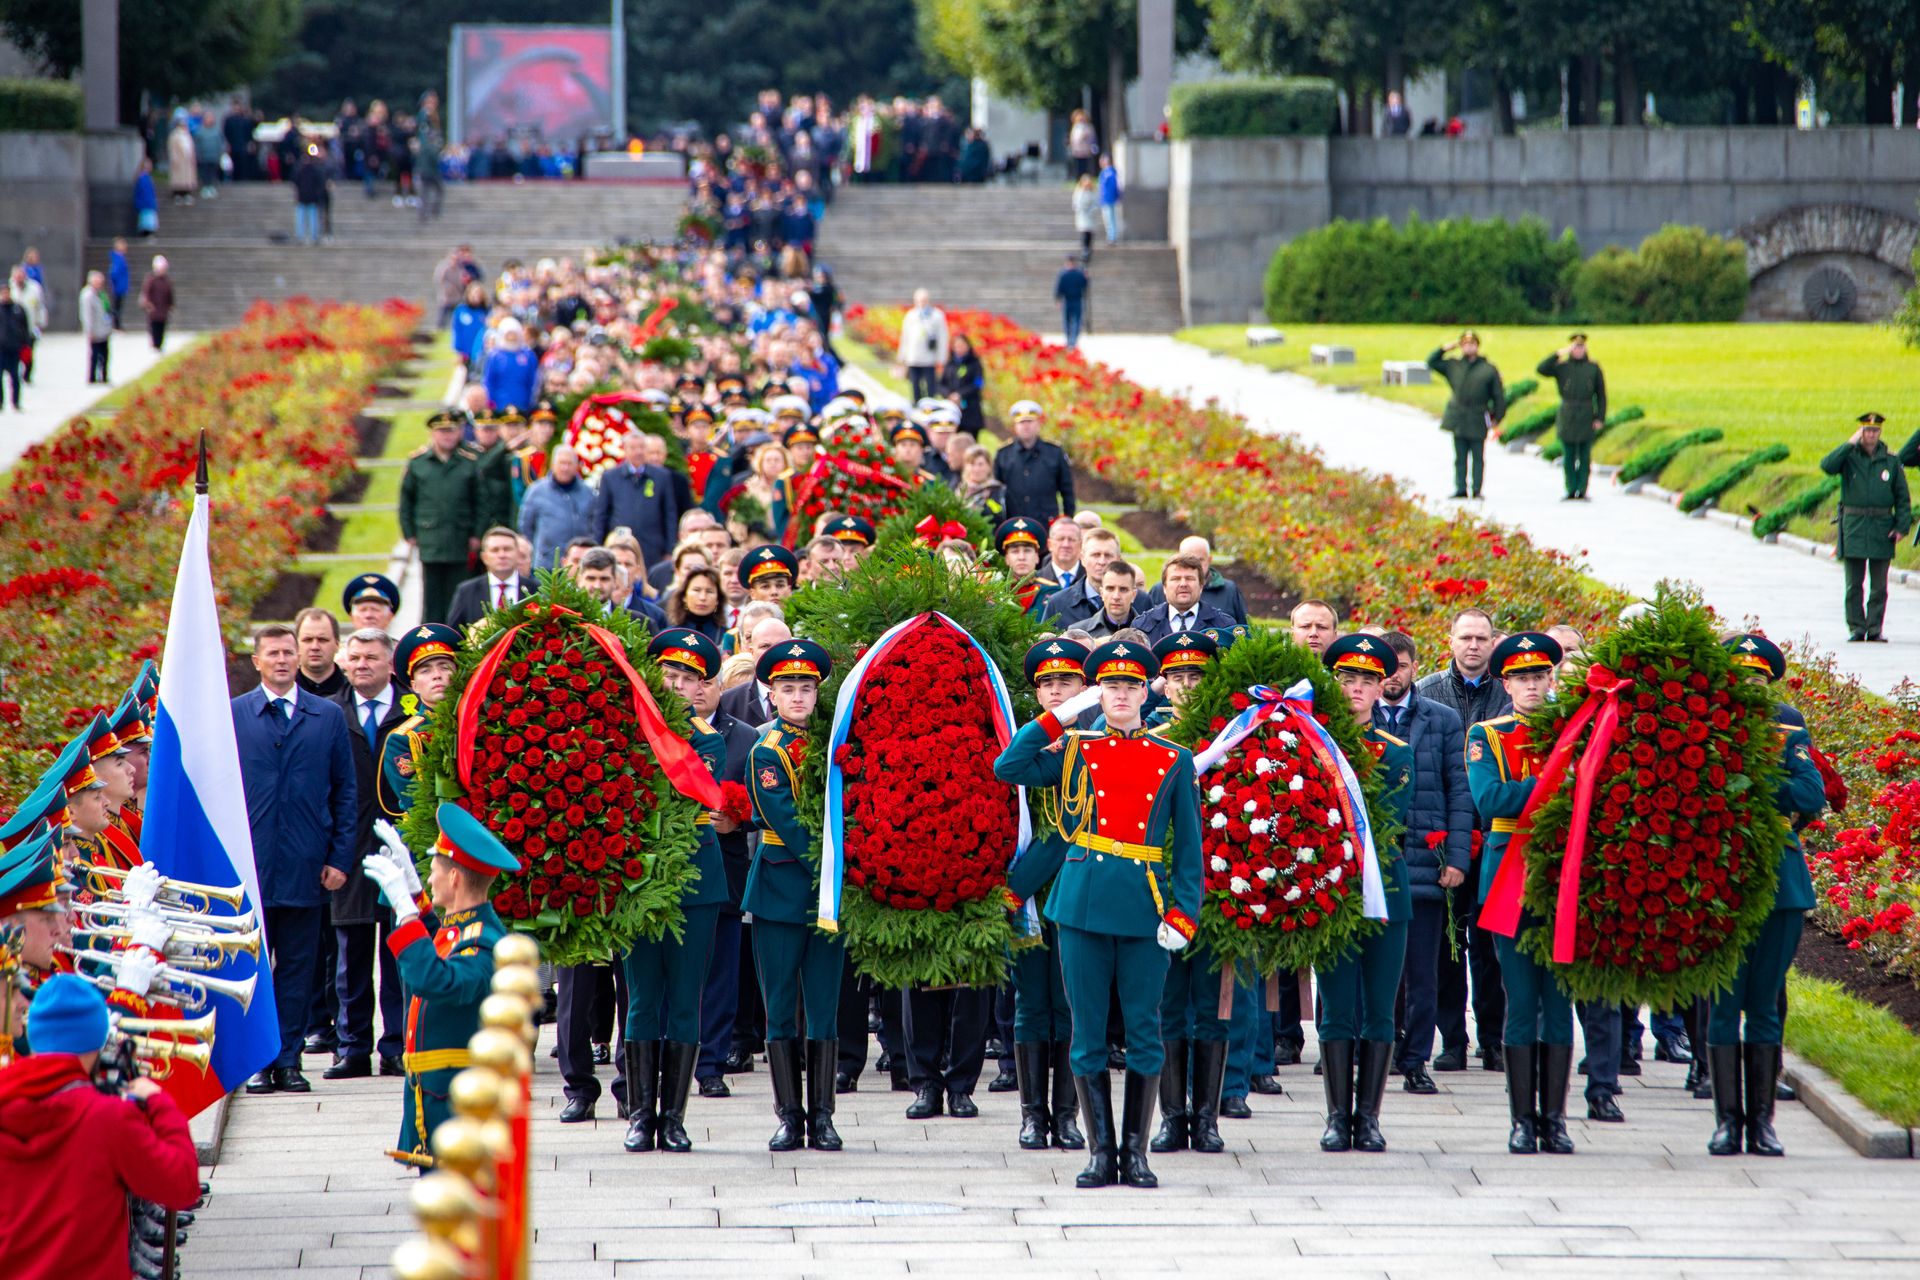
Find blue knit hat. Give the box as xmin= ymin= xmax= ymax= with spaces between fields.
xmin=27 ymin=973 xmax=110 ymax=1055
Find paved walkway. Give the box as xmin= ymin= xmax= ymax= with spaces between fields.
xmin=1074 ymin=336 xmax=1915 ymax=695
xmin=0 ymin=330 xmax=195 ymax=472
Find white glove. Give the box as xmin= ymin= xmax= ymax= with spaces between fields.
xmin=126 ymin=908 xmax=173 ymax=956
xmin=372 ymin=820 xmax=424 ymax=894
xmin=120 ymin=863 xmax=163 ymax=909
xmin=115 ymin=947 xmax=160 ymax=999
xmin=1053 ymin=686 xmax=1104 ymax=724
xmin=1156 ymin=922 xmax=1190 ymax=952
xmin=362 ymin=856 xmax=420 ymax=923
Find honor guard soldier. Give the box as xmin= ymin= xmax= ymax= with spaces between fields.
xmin=1820 ymin=412 xmax=1911 ymax=642
xmin=400 ymin=412 xmax=480 ymax=625
xmin=107 ymin=692 xmax=153 ymax=845
xmin=620 ymin=629 xmax=731 ymax=1155
xmin=997 ymin=518 xmax=1060 ymax=616
xmin=344 ymin=572 xmax=402 ymax=635
xmin=745 ymin=639 xmax=845 ymax=1153
xmin=995 ymin=639 xmax=1204 ymax=1190
xmin=888 ymin=420 xmax=932 ymax=480
xmin=378 ymin=625 xmax=461 ymax=818
xmin=738 ymin=544 xmax=798 ymax=608
xmin=1314 ymin=635 xmax=1413 ymax=1154
xmin=361 ymin=802 xmax=517 ymax=1169
xmin=1466 ymin=631 xmax=1577 ymax=1155
xmin=68 ymin=713 xmax=141 ymax=873
xmin=781 ymin=416 xmax=821 ymax=477
xmin=825 ymin=515 xmax=875 ymax=562
xmin=1708 ymin=634 xmax=1826 ymax=1157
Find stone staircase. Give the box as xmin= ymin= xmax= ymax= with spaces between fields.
xmin=86 ymin=180 xmax=1186 ymax=334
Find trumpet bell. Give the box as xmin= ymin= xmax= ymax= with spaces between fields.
xmin=114 ymin=1010 xmax=217 ymax=1043
xmin=123 ymin=1034 xmax=213 ymax=1075
xmin=86 ymin=864 xmax=250 ymax=911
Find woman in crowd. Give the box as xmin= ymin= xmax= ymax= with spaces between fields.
xmin=942 ymin=334 xmax=986 ymax=435
xmin=1072 ymin=176 xmax=1101 ymax=259
xmin=738 ymin=442 xmax=791 ymax=542
xmin=958 ymin=446 xmax=1006 ymax=521
xmin=665 ymin=566 xmax=729 ymax=646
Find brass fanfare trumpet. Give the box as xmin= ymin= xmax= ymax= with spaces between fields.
xmin=113 ymin=1010 xmax=217 ymax=1043
xmin=85 ymin=864 xmax=250 ymax=912
xmin=76 ymin=899 xmax=258 ymax=935
xmin=117 ymin=1034 xmax=213 ymax=1077
xmin=78 ymin=924 xmax=263 ymax=969
xmin=59 ymin=948 xmax=258 ymax=1014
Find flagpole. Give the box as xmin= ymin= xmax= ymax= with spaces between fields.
xmin=195 ymin=430 xmax=208 ymax=496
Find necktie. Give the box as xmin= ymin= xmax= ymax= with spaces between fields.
xmin=271 ymin=696 xmax=290 ymax=723
xmin=1386 ymin=705 xmax=1403 ymax=733
xmin=496 ymin=579 xmax=509 ymax=608
xmin=362 ymin=698 xmax=382 ymax=751
xmin=1058 ymin=568 xmax=1073 ymax=590
xmin=1175 ymin=610 xmax=1193 ymax=632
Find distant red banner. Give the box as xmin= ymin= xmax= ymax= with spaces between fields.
xmin=452 ymin=25 xmax=615 ymax=144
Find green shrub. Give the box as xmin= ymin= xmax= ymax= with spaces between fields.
xmin=0 ymin=78 xmax=82 ymax=131
xmin=1571 ymin=225 xmax=1749 ymax=323
xmin=1679 ymin=444 xmax=1790 ymax=512
xmin=1499 ymin=404 xmax=1558 ymax=444
xmin=1542 ymin=404 xmax=1642 ymax=461
xmin=1618 ymin=427 xmax=1725 ymax=484
xmin=1265 ymin=214 xmax=1580 ymax=324
xmin=1168 ymin=78 xmax=1336 ymax=138
xmin=1753 ymin=475 xmax=1843 ymax=539
xmin=1504 ymin=377 xmax=1539 ymax=407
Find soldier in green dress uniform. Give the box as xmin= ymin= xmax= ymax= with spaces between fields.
xmin=463 ymin=409 xmax=517 ymax=531
xmin=377 ymin=625 xmax=460 ymax=818
xmin=1008 ymin=637 xmax=1091 ymax=1154
xmin=995 ymin=639 xmax=1204 ymax=1190
xmin=1707 ymin=634 xmax=1827 ymax=1157
xmin=1465 ymin=631 xmax=1576 ymax=1155
xmin=360 ymin=802 xmax=518 ymax=1169
xmin=745 ymin=638 xmax=846 ymax=1153
xmin=400 ymin=412 xmax=480 ymax=624
xmin=1427 ymin=330 xmax=1506 ymax=500
xmin=998 ymin=519 xmax=1061 ymax=618
xmin=1819 ymin=413 xmax=1911 ymax=642
xmin=1314 ymin=634 xmax=1413 ymax=1154
xmin=620 ymin=628 xmax=730 ymax=1154
xmin=825 ymin=515 xmax=876 ymax=564
xmin=1536 ymin=333 xmax=1606 ymax=500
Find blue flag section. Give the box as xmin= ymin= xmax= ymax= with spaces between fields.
xmin=140 ymin=491 xmax=280 ymax=1113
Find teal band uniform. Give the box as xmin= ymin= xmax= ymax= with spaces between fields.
xmin=1316 ymin=725 xmax=1414 ymax=1043
xmin=386 ymin=903 xmax=506 ymax=1166
xmin=745 ymin=719 xmax=842 ymax=1039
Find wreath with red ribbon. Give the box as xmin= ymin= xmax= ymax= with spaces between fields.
xmin=781 ymin=420 xmax=915 ymax=547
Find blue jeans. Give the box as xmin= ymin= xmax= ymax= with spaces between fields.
xmin=1062 ymin=300 xmax=1084 ymax=348
xmin=1101 ymin=203 xmax=1120 ymax=243
xmin=295 ymin=202 xmax=322 ymax=243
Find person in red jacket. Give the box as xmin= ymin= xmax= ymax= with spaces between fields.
xmin=0 ymin=974 xmax=201 ymax=1280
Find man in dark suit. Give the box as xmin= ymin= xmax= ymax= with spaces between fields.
xmin=1133 ymin=554 xmax=1237 ymax=645
xmin=232 ymin=623 xmax=357 ymax=1094
xmin=1039 ymin=527 xmax=1121 ymax=629
xmin=693 ymin=674 xmax=762 ymax=1097
xmin=717 ymin=616 xmax=790 ymax=728
xmin=992 ymin=400 xmax=1076 ymax=524
xmin=589 ymin=425 xmax=681 ymax=565
xmin=445 ymin=525 xmax=534 ymax=631
xmin=323 ymin=627 xmax=411 ymax=1079
xmin=1143 ymin=537 xmax=1249 ymax=626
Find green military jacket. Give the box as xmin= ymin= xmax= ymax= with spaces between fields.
xmin=377 ymin=711 xmax=429 ymax=818
xmin=1426 ymin=349 xmax=1506 ymax=441
xmin=399 ymin=446 xmax=479 ymax=564
xmin=388 ymin=901 xmax=506 ymax=1166
xmin=1535 ymin=354 xmax=1607 ymax=445
xmin=684 ymin=716 xmax=731 ymax=909
xmin=744 ymin=721 xmax=818 ymax=925
xmin=463 ymin=440 xmax=515 ymax=531
xmin=1768 ymin=708 xmax=1826 ymax=914
xmin=1365 ymin=725 xmax=1414 ymax=925
xmin=1465 ymin=715 xmax=1538 ymax=905
xmin=1819 ymin=439 xmax=1912 ymax=560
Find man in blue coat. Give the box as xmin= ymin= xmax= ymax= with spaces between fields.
xmin=589 ymin=424 xmax=682 ymax=565
xmin=233 ymin=622 xmax=358 ymax=1093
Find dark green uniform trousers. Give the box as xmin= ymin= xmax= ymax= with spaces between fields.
xmin=622 ymin=903 xmax=721 ymax=1044
xmin=1058 ymin=924 xmax=1169 ymax=1076
xmin=1316 ymin=920 xmax=1410 ymax=1042
xmin=1494 ymin=915 xmax=1574 ymax=1045
xmin=422 ymin=561 xmax=467 ymax=624
xmin=1453 ymin=437 xmax=1485 ymax=496
xmin=1560 ymin=440 xmax=1592 ymax=497
xmin=1709 ymin=911 xmax=1803 ymax=1045
xmin=1012 ymin=922 xmax=1072 ymax=1042
xmin=1843 ymin=557 xmax=1892 ymax=638
xmin=1160 ymin=940 xmax=1231 ymax=1043
xmin=753 ymin=919 xmax=844 ymax=1041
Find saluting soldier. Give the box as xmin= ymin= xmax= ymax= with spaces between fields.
xmin=1427 ymin=330 xmax=1506 ymax=500
xmin=1707 ymin=634 xmax=1827 ymax=1157
xmin=1465 ymin=632 xmax=1576 ymax=1156
xmin=997 ymin=518 xmax=1060 ymax=617
xmin=1313 ymin=635 xmax=1413 ymax=1154
xmin=377 ymin=625 xmax=461 ymax=819
xmin=400 ymin=411 xmax=480 ymax=624
xmin=620 ymin=629 xmax=731 ymax=1155
xmin=745 ymin=638 xmax=845 ymax=1153
xmin=360 ymin=802 xmax=517 ymax=1169
xmin=1819 ymin=413 xmax=1911 ymax=643
xmin=995 ymin=639 xmax=1203 ymax=1190
xmin=1536 ymin=333 xmax=1606 ymax=501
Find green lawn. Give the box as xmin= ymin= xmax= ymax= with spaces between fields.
xmin=1784 ymin=971 xmax=1920 ymax=1128
xmin=1180 ymin=322 xmax=1920 ymax=564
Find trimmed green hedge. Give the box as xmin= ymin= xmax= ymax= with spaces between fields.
xmin=1619 ymin=427 xmax=1725 ymax=484
xmin=1571 ymin=225 xmax=1749 ymax=323
xmin=0 ymin=78 xmax=82 ymax=132
xmin=1754 ymin=475 xmax=1843 ymax=540
xmin=1168 ymin=78 xmax=1336 ymax=139
xmin=1504 ymin=377 xmax=1539 ymax=408
xmin=1679 ymin=444 xmax=1790 ymax=513
xmin=1265 ymin=214 xmax=1579 ymax=324
xmin=1499 ymin=404 xmax=1559 ymax=444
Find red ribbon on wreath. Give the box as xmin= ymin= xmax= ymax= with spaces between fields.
xmin=914 ymin=516 xmax=968 ymax=547
xmin=632 ymin=296 xmax=679 ymax=345
xmin=781 ymin=453 xmax=915 ymax=547
xmin=1480 ymin=664 xmax=1633 ymax=963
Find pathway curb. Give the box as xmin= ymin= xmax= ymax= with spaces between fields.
xmin=190 ymin=1092 xmax=231 ymax=1166
xmin=1783 ymin=1049 xmax=1914 ymax=1158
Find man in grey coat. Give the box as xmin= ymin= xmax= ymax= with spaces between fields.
xmin=518 ymin=445 xmax=595 ymax=571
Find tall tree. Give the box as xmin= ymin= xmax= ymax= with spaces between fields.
xmin=1201 ymin=0 xmax=1446 ymax=133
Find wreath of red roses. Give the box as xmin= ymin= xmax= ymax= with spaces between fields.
xmin=783 ymin=421 xmax=914 ymax=547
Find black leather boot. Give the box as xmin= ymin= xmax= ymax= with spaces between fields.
xmin=1537 ymin=1043 xmax=1576 ymax=1154
xmin=1118 ymin=1069 xmax=1160 ymax=1188
xmin=656 ymin=1040 xmax=698 ymax=1153
xmin=1015 ymin=1042 xmax=1050 ymax=1151
xmin=1188 ymin=1040 xmax=1228 ymax=1154
xmin=1743 ymin=1040 xmax=1784 ymax=1156
xmin=1352 ymin=1039 xmax=1392 ymax=1153
xmin=1050 ymin=1041 xmax=1085 ymax=1149
xmin=766 ymin=1039 xmax=805 ymax=1152
xmin=1504 ymin=1043 xmax=1537 ymax=1154
xmin=1150 ymin=1038 xmax=1189 ymax=1153
xmin=806 ymin=1039 xmax=843 ymax=1151
xmin=1319 ymin=1039 xmax=1355 ymax=1152
xmin=1706 ymin=1042 xmax=1743 ymax=1155
xmin=621 ymin=1040 xmax=658 ymax=1153
xmin=1072 ymin=1072 xmax=1117 ymax=1188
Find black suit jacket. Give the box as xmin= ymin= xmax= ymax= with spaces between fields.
xmin=710 ymin=707 xmax=761 ymax=905
xmin=718 ymin=680 xmax=772 ymax=733
xmin=445 ymin=574 xmax=533 ymax=632
xmin=1134 ymin=601 xmax=1238 ymax=645
xmin=329 ymin=685 xmax=411 ymax=924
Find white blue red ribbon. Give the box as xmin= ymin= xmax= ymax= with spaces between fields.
xmin=1192 ymin=680 xmax=1387 ymax=921
xmin=817 ymin=612 xmax=1034 ymax=935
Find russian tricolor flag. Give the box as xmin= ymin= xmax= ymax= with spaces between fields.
xmin=139 ymin=477 xmax=280 ymax=1114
